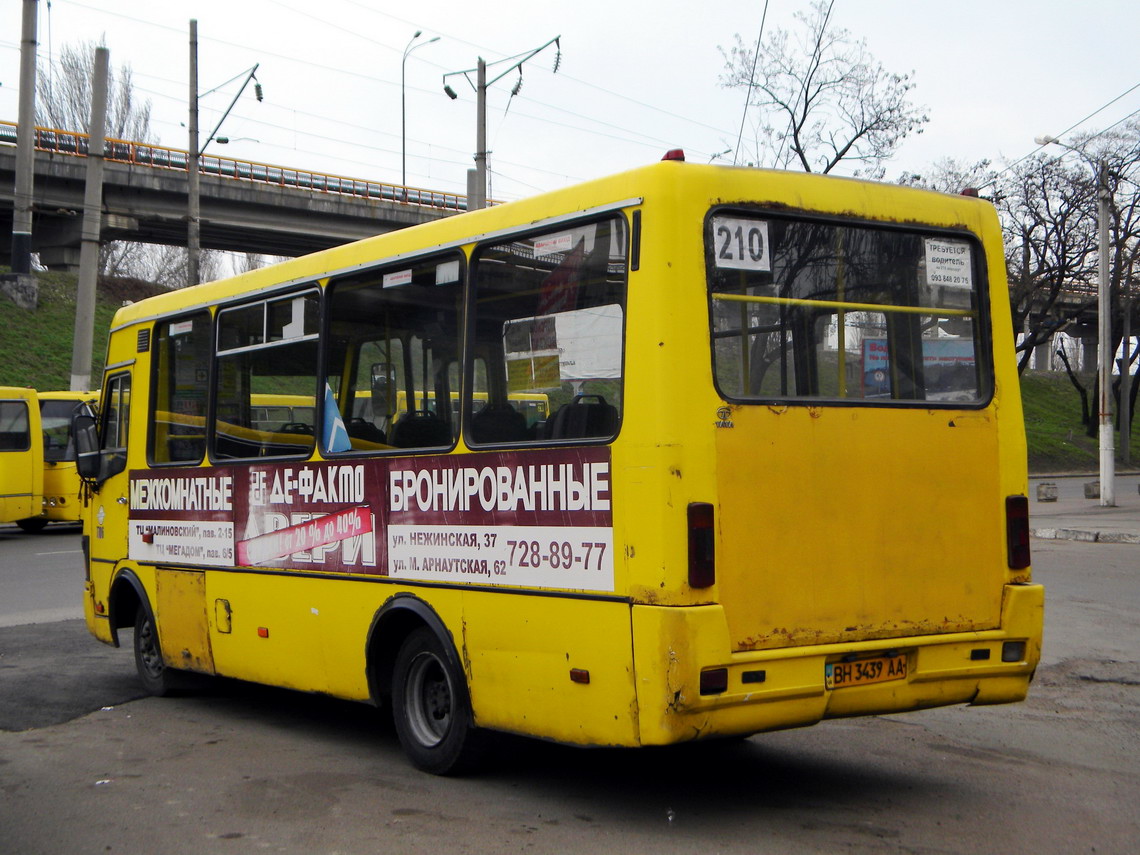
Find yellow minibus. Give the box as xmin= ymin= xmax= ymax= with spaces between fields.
xmin=1 ymin=386 xmax=43 ymax=526
xmin=75 ymin=153 xmax=1042 ymax=774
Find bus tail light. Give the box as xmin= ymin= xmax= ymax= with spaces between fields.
xmin=699 ymin=668 xmax=728 ymax=695
xmin=1005 ymin=495 xmax=1030 ymax=570
xmin=688 ymin=502 xmax=715 ymax=588
xmin=1001 ymin=641 xmax=1027 ymax=662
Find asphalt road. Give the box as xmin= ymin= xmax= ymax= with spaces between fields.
xmin=0 ymin=522 xmax=85 ymax=628
xmin=0 ymin=534 xmax=1136 ymax=854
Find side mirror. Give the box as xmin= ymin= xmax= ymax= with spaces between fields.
xmin=73 ymin=413 xmax=101 ymax=480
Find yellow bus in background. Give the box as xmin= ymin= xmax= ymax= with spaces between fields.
xmin=1 ymin=386 xmax=43 ymax=527
xmin=75 ymin=154 xmax=1042 ymax=774
xmin=2 ymin=389 xmax=98 ymax=533
xmin=17 ymin=390 xmax=99 ymax=532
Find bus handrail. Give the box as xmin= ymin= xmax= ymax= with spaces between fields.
xmin=713 ymin=292 xmax=976 ymax=317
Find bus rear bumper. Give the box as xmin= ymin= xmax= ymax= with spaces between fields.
xmin=631 ymin=583 xmax=1044 ymax=746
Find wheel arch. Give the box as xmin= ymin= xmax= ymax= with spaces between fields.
xmin=365 ymin=593 xmax=463 ymax=712
xmin=107 ymin=567 xmax=150 ymax=648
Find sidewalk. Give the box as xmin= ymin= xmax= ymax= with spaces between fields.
xmin=1029 ymin=472 xmax=1140 ymax=544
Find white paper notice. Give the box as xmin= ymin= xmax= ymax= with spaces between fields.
xmin=925 ymin=239 xmax=973 ymax=288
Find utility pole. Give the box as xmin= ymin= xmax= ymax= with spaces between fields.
xmin=473 ymin=58 xmax=487 ymax=211
xmin=1096 ymin=159 xmax=1115 ymax=506
xmin=70 ymin=47 xmax=109 ymax=393
xmin=1036 ymin=135 xmax=1118 ymax=504
xmin=1122 ymin=292 xmax=1133 ymax=466
xmin=187 ymin=19 xmax=201 ymax=288
xmin=10 ymin=0 xmax=38 ymax=277
xmin=443 ymin=37 xmax=560 ymax=212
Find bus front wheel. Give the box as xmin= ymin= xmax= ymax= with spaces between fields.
xmin=391 ymin=627 xmax=484 ymax=775
xmin=133 ymin=604 xmax=179 ymax=697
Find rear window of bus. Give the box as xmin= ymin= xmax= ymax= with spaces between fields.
xmin=707 ymin=210 xmax=992 ymax=406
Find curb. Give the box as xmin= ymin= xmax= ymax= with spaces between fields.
xmin=1031 ymin=527 xmax=1140 ymax=544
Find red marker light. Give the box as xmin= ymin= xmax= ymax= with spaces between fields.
xmin=662 ymin=148 xmax=685 ymax=161
xmin=699 ymin=668 xmax=728 ymax=695
xmin=1005 ymin=495 xmax=1030 ymax=570
xmin=688 ymin=502 xmax=715 ymax=589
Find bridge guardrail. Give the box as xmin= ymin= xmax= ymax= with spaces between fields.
xmin=0 ymin=120 xmax=468 ymax=212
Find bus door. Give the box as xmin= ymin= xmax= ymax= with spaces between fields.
xmin=83 ymin=370 xmax=136 ymax=639
xmin=0 ymin=387 xmax=43 ymax=524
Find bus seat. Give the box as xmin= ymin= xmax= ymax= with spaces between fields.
xmin=469 ymin=403 xmax=529 ymax=444
xmin=547 ymin=395 xmax=617 ymax=440
xmin=278 ymin=422 xmax=313 ymax=435
xmin=348 ymin=417 xmax=386 ymax=445
xmin=389 ymin=410 xmax=452 ymax=448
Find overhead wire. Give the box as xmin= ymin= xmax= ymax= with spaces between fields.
xmin=983 ymin=79 xmax=1140 ymax=189
xmin=775 ymin=0 xmax=835 ymax=170
xmin=52 ymin=0 xmax=735 ymax=166
xmin=733 ymin=0 xmax=769 ymax=166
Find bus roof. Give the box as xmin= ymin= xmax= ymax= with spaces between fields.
xmin=37 ymin=390 xmax=98 ymax=401
xmin=108 ymin=159 xmax=997 ymax=331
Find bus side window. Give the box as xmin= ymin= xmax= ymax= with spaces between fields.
xmin=325 ymin=253 xmax=464 ymax=453
xmin=213 ymin=291 xmax=320 ymax=460
xmin=98 ymin=372 xmax=131 ymax=478
xmin=0 ymin=400 xmax=30 ymax=451
xmin=469 ymin=216 xmax=628 ymax=446
xmin=150 ymin=312 xmax=211 ymax=464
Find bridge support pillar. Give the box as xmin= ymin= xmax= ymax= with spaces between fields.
xmin=1082 ymin=338 xmax=1098 ymax=373
xmin=37 ymin=244 xmax=84 ymax=274
xmin=1034 ymin=334 xmax=1053 ymax=371
xmin=29 ymin=216 xmax=84 ymax=273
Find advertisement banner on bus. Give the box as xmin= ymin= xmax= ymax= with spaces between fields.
xmin=126 ymin=447 xmax=615 ymax=592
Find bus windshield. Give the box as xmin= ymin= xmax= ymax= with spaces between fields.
xmin=41 ymin=399 xmax=81 ymax=462
xmin=708 ymin=213 xmax=990 ymax=405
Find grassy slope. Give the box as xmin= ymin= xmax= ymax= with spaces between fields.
xmin=1 ymin=270 xmax=160 ymax=392
xmin=2 ymin=270 xmax=1135 ymax=474
xmin=1020 ymin=370 xmax=1140 ymax=473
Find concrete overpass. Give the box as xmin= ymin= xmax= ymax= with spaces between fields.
xmin=0 ymin=123 xmax=467 ymax=272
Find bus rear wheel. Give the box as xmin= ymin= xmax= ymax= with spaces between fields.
xmin=16 ymin=517 xmax=47 ymax=533
xmin=391 ymin=627 xmax=484 ymax=775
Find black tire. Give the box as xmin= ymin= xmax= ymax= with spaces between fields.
xmin=15 ymin=517 xmax=48 ymax=534
xmin=133 ymin=604 xmax=181 ymax=697
xmin=391 ymin=627 xmax=485 ymax=775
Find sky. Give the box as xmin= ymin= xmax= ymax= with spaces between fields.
xmin=2 ymin=0 xmax=1140 ymax=203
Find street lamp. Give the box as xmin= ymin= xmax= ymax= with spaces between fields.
xmin=402 ymin=31 xmax=439 ymax=200
xmin=443 ymin=36 xmax=561 ymax=211
xmin=188 ymin=18 xmax=263 ymax=286
xmin=1036 ymin=134 xmax=1115 ymax=506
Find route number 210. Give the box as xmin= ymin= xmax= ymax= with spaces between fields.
xmin=712 ymin=216 xmax=771 ymax=272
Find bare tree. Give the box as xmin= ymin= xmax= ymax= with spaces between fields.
xmin=896 ymin=157 xmax=998 ymax=195
xmin=36 ymin=40 xmax=152 ymax=140
xmin=230 ymin=252 xmax=288 ymax=276
xmin=1000 ymin=153 xmax=1098 ymax=375
xmin=35 ymin=41 xmax=227 ymax=287
xmin=999 ymin=121 xmax=1140 ymax=440
xmin=720 ymin=0 xmax=928 ymax=177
